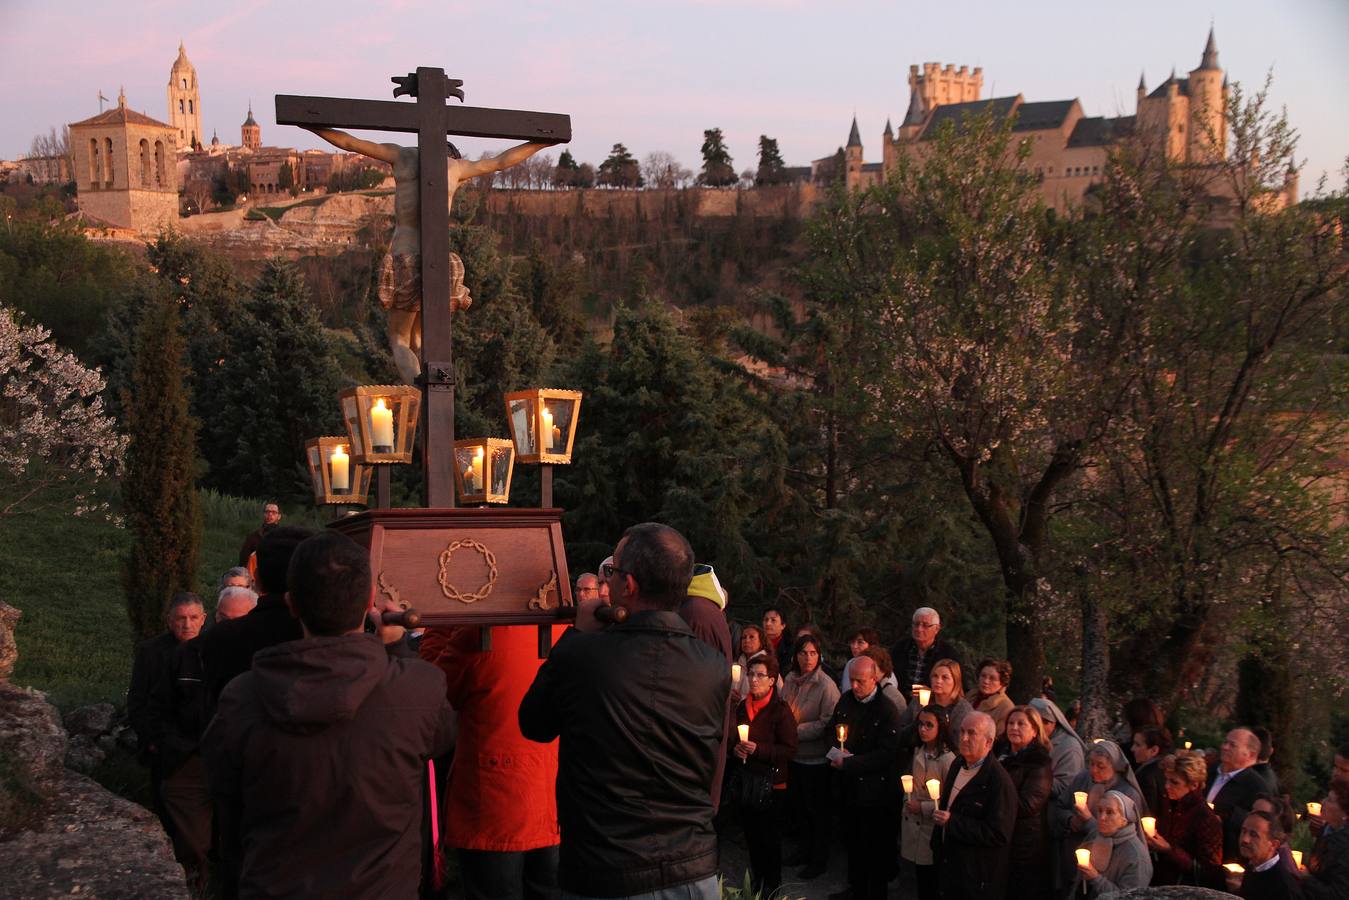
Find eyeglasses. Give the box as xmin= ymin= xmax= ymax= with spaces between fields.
xmin=748 ymin=672 xmax=772 ymax=680
xmin=601 ymin=563 xmax=628 ymax=579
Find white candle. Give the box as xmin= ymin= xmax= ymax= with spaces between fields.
xmin=541 ymin=407 xmax=555 ymax=449
xmin=731 ymin=663 xmax=742 ymax=684
xmin=1076 ymin=848 xmax=1092 ymax=868
xmin=1074 ymin=791 xmax=1088 ymax=811
xmin=1141 ymin=816 xmax=1156 ymax=837
xmin=1184 ymin=741 xmax=1193 ymax=750
xmin=471 ymin=446 xmax=484 ymax=493
xmin=329 ymin=445 xmax=349 ymax=491
xmin=1224 ymin=863 xmax=1245 ymax=874
xmin=370 ymin=398 xmax=394 ymax=449
xmin=837 ymin=724 xmax=848 ymax=746
xmin=737 ymin=723 xmax=749 ymax=743
xmin=901 ymin=774 xmax=914 ymax=795
xmin=1292 ymin=850 xmax=1303 ymax=869
xmin=926 ymin=778 xmax=941 ymax=801
xmin=1307 ymin=801 xmax=1322 ymax=816
xmin=917 ymin=688 xmax=931 ymax=706
xmin=463 ymin=465 xmax=476 ymax=492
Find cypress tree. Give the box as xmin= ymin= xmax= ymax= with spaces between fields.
xmin=122 ymin=292 xmax=202 ymax=640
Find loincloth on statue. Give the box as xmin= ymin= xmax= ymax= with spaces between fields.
xmin=377 ymin=251 xmax=472 ymax=312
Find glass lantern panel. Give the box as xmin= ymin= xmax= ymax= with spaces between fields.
xmin=541 ymin=398 xmax=574 ymax=453
xmin=508 ymin=398 xmax=536 ymax=455
xmin=307 ymin=446 xmax=322 ymax=496
xmin=368 ymin=396 xmax=396 ymax=453
xmin=489 ymin=445 xmax=513 ymax=495
xmin=456 ymin=445 xmax=486 ymax=494
xmin=341 ymin=396 xmax=364 ymax=455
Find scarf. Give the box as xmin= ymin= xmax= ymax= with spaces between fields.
xmin=1087 ymin=790 xmax=1147 ymax=874
xmin=746 ymin=689 xmax=773 ymax=722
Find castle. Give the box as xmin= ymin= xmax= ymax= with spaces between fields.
xmin=819 ymin=28 xmax=1298 ymax=211
xmin=65 ymin=43 xmax=385 ymax=233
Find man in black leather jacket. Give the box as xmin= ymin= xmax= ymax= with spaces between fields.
xmin=520 ymin=523 xmax=728 ymax=899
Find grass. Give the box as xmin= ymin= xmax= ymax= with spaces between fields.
xmin=1 ymin=481 xmax=329 ymax=712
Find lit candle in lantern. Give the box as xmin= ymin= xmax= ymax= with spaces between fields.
xmin=370 ymin=397 xmax=394 ymax=451
xmin=925 ymin=778 xmax=941 ymax=802
xmin=542 ymin=407 xmax=555 ymax=449
xmin=737 ymin=723 xmax=749 ymax=743
xmin=837 ymin=724 xmax=848 ymax=746
xmin=1307 ymin=802 xmax=1322 ymax=817
xmin=1075 ymin=848 xmax=1092 ymax=869
xmin=1141 ymin=816 xmax=1156 ymax=838
xmin=329 ymin=444 xmax=350 ymax=491
xmin=1292 ymin=850 xmax=1303 ymax=869
xmin=471 ymin=446 xmax=484 ymax=493
xmin=917 ymin=688 xmax=931 ymax=706
xmin=901 ymin=774 xmax=914 ymax=795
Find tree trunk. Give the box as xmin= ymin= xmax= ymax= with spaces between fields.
xmin=1005 ymin=581 xmax=1045 ymax=702
xmin=1078 ymin=570 xmax=1111 ymax=741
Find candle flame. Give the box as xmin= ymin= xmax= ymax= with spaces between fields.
xmin=374 ymin=397 xmax=389 ymax=411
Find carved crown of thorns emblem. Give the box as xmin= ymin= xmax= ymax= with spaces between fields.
xmin=438 ymin=539 xmax=499 ymax=604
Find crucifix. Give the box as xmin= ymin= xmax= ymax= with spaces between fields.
xmin=276 ymin=68 xmax=569 ymax=507
xmin=275 ymin=71 xmax=584 ymax=650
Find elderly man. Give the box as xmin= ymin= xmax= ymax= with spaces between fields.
xmin=931 ymin=710 xmax=1018 ymax=900
xmin=1209 ymin=728 xmax=1270 ymax=861
xmin=826 ymin=655 xmax=903 ymax=900
xmin=1230 ymin=811 xmax=1302 ymax=899
xmin=215 ymin=585 xmax=258 ymax=623
xmin=574 ymin=573 xmax=600 ymax=604
xmin=889 ymin=607 xmax=961 ymax=694
xmin=520 ymin=523 xmax=726 ymax=899
xmin=236 ymin=501 xmax=281 ymax=567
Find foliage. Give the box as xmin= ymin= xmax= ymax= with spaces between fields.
xmin=642 ymin=152 xmax=693 ymax=190
xmin=212 ymin=164 xmax=251 ymax=206
xmin=327 ymin=165 xmax=386 ymax=194
xmin=0 ymin=306 xmax=125 ymax=518
xmin=121 ymin=293 xmax=201 ymax=641
xmin=597 ymin=143 xmax=643 ymax=189
xmin=553 ymin=150 xmax=596 ymax=189
xmin=755 ymin=136 xmax=787 ymax=186
xmin=278 ymin=161 xmax=296 ymax=196
xmin=698 ymin=128 xmax=737 ymax=188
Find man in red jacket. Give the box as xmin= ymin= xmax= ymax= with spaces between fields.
xmin=420 ymin=623 xmax=565 ymax=899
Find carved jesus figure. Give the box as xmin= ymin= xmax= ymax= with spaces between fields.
xmin=307 ymin=128 xmax=554 ymax=384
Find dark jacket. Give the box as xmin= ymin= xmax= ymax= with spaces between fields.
xmin=996 ymin=740 xmax=1053 ymax=898
xmin=1304 ymin=825 xmax=1349 ymax=900
xmin=146 ymin=636 xmax=210 ymax=776
xmin=1154 ymin=788 xmax=1225 ymax=888
xmin=236 ymin=525 xmax=273 ymax=567
xmin=1136 ymin=756 xmax=1166 ymax=816
xmin=518 ymin=610 xmax=727 ymax=898
xmin=827 ymin=689 xmax=903 ymax=808
xmin=1239 ymin=862 xmax=1304 ymax=900
xmin=127 ymin=631 xmax=180 ymax=760
xmin=203 ymin=633 xmax=455 ymax=900
xmin=732 ymin=691 xmax=798 ymax=787
xmin=1206 ymin=767 xmax=1268 ymax=861
xmin=680 ymin=593 xmax=733 ymax=810
xmin=931 ymin=752 xmax=1019 ymax=900
xmin=888 ymin=635 xmax=961 ymax=693
xmin=199 ymin=594 xmax=303 ymax=709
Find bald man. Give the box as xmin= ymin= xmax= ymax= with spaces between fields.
xmin=1208 ymin=728 xmax=1270 ymax=862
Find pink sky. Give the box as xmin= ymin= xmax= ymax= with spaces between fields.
xmin=2 ymin=0 xmax=1346 ymax=190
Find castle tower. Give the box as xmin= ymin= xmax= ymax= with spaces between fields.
xmin=241 ymin=104 xmax=261 ymax=151
xmin=69 ymin=89 xmax=178 ymax=233
xmin=1186 ymin=27 xmax=1226 ymax=162
xmin=167 ymin=42 xmax=202 ymax=150
xmin=845 ymin=116 xmax=863 ymax=190
xmin=1136 ymin=66 xmax=1190 ymax=162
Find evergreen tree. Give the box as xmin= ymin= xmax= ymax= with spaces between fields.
xmin=597 ymin=143 xmax=642 ymax=189
xmin=199 ymin=259 xmax=345 ymax=500
xmin=122 ymin=292 xmax=201 ymax=640
xmin=553 ymin=149 xmax=581 ymax=188
xmin=278 ymin=161 xmax=295 ymax=196
xmin=754 ymin=135 xmax=786 ymax=186
xmin=698 ymin=128 xmax=737 ymax=187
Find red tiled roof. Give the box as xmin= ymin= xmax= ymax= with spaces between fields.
xmin=70 ymin=105 xmax=172 ymax=130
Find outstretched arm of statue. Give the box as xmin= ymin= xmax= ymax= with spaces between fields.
xmin=455 ymin=141 xmax=556 ymax=180
xmin=305 ymin=127 xmax=400 ymax=165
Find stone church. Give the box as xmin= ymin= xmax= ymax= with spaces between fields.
xmin=68 ymin=90 xmax=178 ymax=233
xmin=824 ymin=29 xmax=1298 ymax=211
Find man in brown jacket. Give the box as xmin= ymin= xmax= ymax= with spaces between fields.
xmin=203 ymin=531 xmax=456 ymax=899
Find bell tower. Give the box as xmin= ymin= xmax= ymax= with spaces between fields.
xmin=167 ymin=42 xmax=202 ymax=150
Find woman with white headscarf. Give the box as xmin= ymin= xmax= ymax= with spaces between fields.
xmin=1075 ymin=790 xmax=1153 ymax=897
xmin=1050 ymin=740 xmax=1144 ymax=899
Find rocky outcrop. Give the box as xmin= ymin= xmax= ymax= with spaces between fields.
xmin=0 ymin=608 xmax=187 ymax=899
xmin=0 ymin=601 xmax=19 ymax=680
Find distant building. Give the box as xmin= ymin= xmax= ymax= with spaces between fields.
xmin=69 ymin=90 xmax=178 ymax=232
xmin=833 ymin=29 xmax=1297 ymax=211
xmin=168 ymin=42 xmax=202 ymax=151
xmin=241 ymin=104 xmax=261 ymax=151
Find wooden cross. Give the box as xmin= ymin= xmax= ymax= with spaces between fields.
xmin=275 ymin=68 xmax=570 ymax=507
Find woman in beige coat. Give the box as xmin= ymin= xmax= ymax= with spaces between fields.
xmin=972 ymin=658 xmax=1015 ymax=738
xmin=780 ymin=634 xmax=840 ymax=880
xmin=901 ymin=705 xmax=956 ymax=900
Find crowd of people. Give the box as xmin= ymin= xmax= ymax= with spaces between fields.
xmin=124 ymin=505 xmax=1349 ymax=900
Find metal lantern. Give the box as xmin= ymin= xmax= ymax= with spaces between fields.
xmin=305 ymin=436 xmax=373 ymax=506
xmin=339 ymin=384 xmax=421 ymax=464
xmin=503 ymin=389 xmax=583 ymax=464
xmin=453 ymin=438 xmax=516 ymax=505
